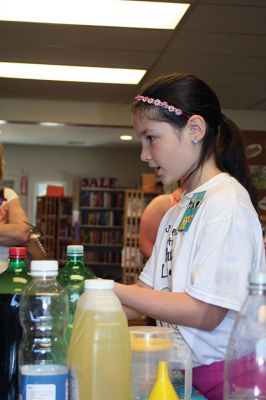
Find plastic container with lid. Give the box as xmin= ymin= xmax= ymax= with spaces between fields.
xmin=130 ymin=326 xmax=191 ymax=400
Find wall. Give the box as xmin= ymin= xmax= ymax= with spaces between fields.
xmin=1 ymin=99 xmax=266 ymax=131
xmin=3 ymin=144 xmax=151 ymax=222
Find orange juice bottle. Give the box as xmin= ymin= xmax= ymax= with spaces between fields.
xmin=68 ymin=279 xmax=131 ymax=400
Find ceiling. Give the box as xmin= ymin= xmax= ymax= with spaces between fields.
xmin=0 ymin=0 xmax=266 ymax=147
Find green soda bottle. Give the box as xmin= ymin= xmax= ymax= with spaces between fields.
xmin=0 ymin=247 xmax=31 ymax=400
xmin=58 ymin=244 xmax=95 ymax=345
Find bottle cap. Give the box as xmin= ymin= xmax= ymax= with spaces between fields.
xmin=67 ymin=245 xmax=84 ymax=256
xmin=249 ymin=271 xmax=266 ymax=285
xmin=9 ymin=247 xmax=26 ymax=258
xmin=30 ymin=260 xmax=59 ymax=277
xmin=85 ymin=279 xmax=114 ymax=290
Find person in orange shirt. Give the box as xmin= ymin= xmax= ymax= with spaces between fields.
xmin=139 ymin=187 xmax=182 ymax=260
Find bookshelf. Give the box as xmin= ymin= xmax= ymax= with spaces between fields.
xmin=36 ymin=196 xmax=73 ymax=263
xmin=122 ymin=189 xmax=158 ymax=284
xmin=79 ymin=181 xmax=124 ymax=281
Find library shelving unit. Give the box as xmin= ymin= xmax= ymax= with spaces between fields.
xmin=79 ymin=185 xmax=125 ymax=281
xmin=36 ymin=196 xmax=73 ymax=263
xmin=122 ymin=189 xmax=158 ymax=285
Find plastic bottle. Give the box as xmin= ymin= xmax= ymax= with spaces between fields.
xmin=224 ymin=271 xmax=266 ymax=399
xmin=148 ymin=361 xmax=179 ymax=400
xmin=19 ymin=260 xmax=69 ymax=400
xmin=58 ymin=244 xmax=95 ymax=345
xmin=68 ymin=279 xmax=131 ymax=400
xmin=0 ymin=246 xmax=31 ymax=400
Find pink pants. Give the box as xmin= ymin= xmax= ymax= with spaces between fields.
xmin=192 ymin=361 xmax=224 ymax=400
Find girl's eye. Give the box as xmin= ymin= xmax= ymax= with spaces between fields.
xmin=146 ymin=135 xmax=155 ymax=144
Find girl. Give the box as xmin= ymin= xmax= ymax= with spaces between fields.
xmin=114 ymin=73 xmax=266 ymax=399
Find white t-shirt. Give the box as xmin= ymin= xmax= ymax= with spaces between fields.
xmin=139 ymin=173 xmax=266 ymax=367
xmin=0 ymin=188 xmax=19 ymax=273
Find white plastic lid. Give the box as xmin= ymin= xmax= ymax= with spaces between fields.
xmin=249 ymin=271 xmax=266 ymax=285
xmin=30 ymin=260 xmax=59 ymax=277
xmin=67 ymin=245 xmax=84 ymax=255
xmin=129 ymin=326 xmax=174 ymax=336
xmin=85 ymin=279 xmax=114 ymax=290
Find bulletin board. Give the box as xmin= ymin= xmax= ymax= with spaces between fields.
xmin=243 ymin=130 xmax=266 ymax=218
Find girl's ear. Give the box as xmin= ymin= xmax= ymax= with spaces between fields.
xmin=187 ymin=115 xmax=206 ymax=144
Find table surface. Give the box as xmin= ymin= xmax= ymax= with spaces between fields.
xmin=172 ymin=371 xmax=207 ymax=399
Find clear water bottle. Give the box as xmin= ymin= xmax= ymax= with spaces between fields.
xmin=68 ymin=279 xmax=131 ymax=400
xmin=224 ymin=271 xmax=266 ymax=399
xmin=19 ymin=260 xmax=69 ymax=400
xmin=58 ymin=244 xmax=95 ymax=345
xmin=0 ymin=247 xmax=31 ymax=400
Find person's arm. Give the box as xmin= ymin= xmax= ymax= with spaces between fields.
xmin=139 ymin=194 xmax=171 ymax=259
xmin=115 ymin=281 xmax=228 ymax=331
xmin=121 ymin=280 xmax=151 ymax=319
xmin=0 ymin=197 xmax=31 ymax=245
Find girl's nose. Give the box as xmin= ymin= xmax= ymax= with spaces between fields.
xmin=140 ymin=146 xmax=151 ymax=162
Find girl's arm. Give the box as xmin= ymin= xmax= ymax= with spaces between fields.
xmin=115 ymin=280 xmax=228 ymax=331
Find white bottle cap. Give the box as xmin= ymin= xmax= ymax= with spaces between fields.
xmin=67 ymin=245 xmax=84 ymax=256
xmin=85 ymin=279 xmax=114 ymax=290
xmin=30 ymin=260 xmax=59 ymax=277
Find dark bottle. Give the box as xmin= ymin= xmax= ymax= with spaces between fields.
xmin=0 ymin=247 xmax=31 ymax=400
xmin=57 ymin=244 xmax=95 ymax=344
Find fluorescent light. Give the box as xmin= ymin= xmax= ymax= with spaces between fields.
xmin=39 ymin=122 xmax=65 ymax=127
xmin=0 ymin=120 xmax=7 ymax=125
xmin=0 ymin=0 xmax=190 ymax=30
xmin=0 ymin=62 xmax=146 ymax=84
xmin=120 ymin=135 xmax=133 ymax=141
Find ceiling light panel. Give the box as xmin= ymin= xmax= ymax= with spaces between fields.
xmin=0 ymin=0 xmax=190 ymax=30
xmin=0 ymin=62 xmax=146 ymax=84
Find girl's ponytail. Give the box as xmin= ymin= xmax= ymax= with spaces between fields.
xmin=214 ymin=116 xmax=258 ymax=210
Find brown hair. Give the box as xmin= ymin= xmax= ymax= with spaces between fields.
xmin=132 ymin=73 xmax=257 ymax=209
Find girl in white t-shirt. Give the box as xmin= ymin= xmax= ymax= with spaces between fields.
xmin=114 ymin=73 xmax=265 ymax=399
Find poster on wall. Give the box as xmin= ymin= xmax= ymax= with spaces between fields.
xmin=244 ymin=130 xmax=266 ymax=217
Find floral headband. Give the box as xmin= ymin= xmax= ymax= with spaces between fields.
xmin=134 ymin=95 xmax=189 ymax=118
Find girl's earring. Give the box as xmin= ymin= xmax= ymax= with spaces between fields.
xmin=192 ymin=138 xmax=199 ymax=144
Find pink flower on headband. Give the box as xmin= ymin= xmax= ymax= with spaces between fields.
xmin=134 ymin=95 xmax=187 ymax=118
